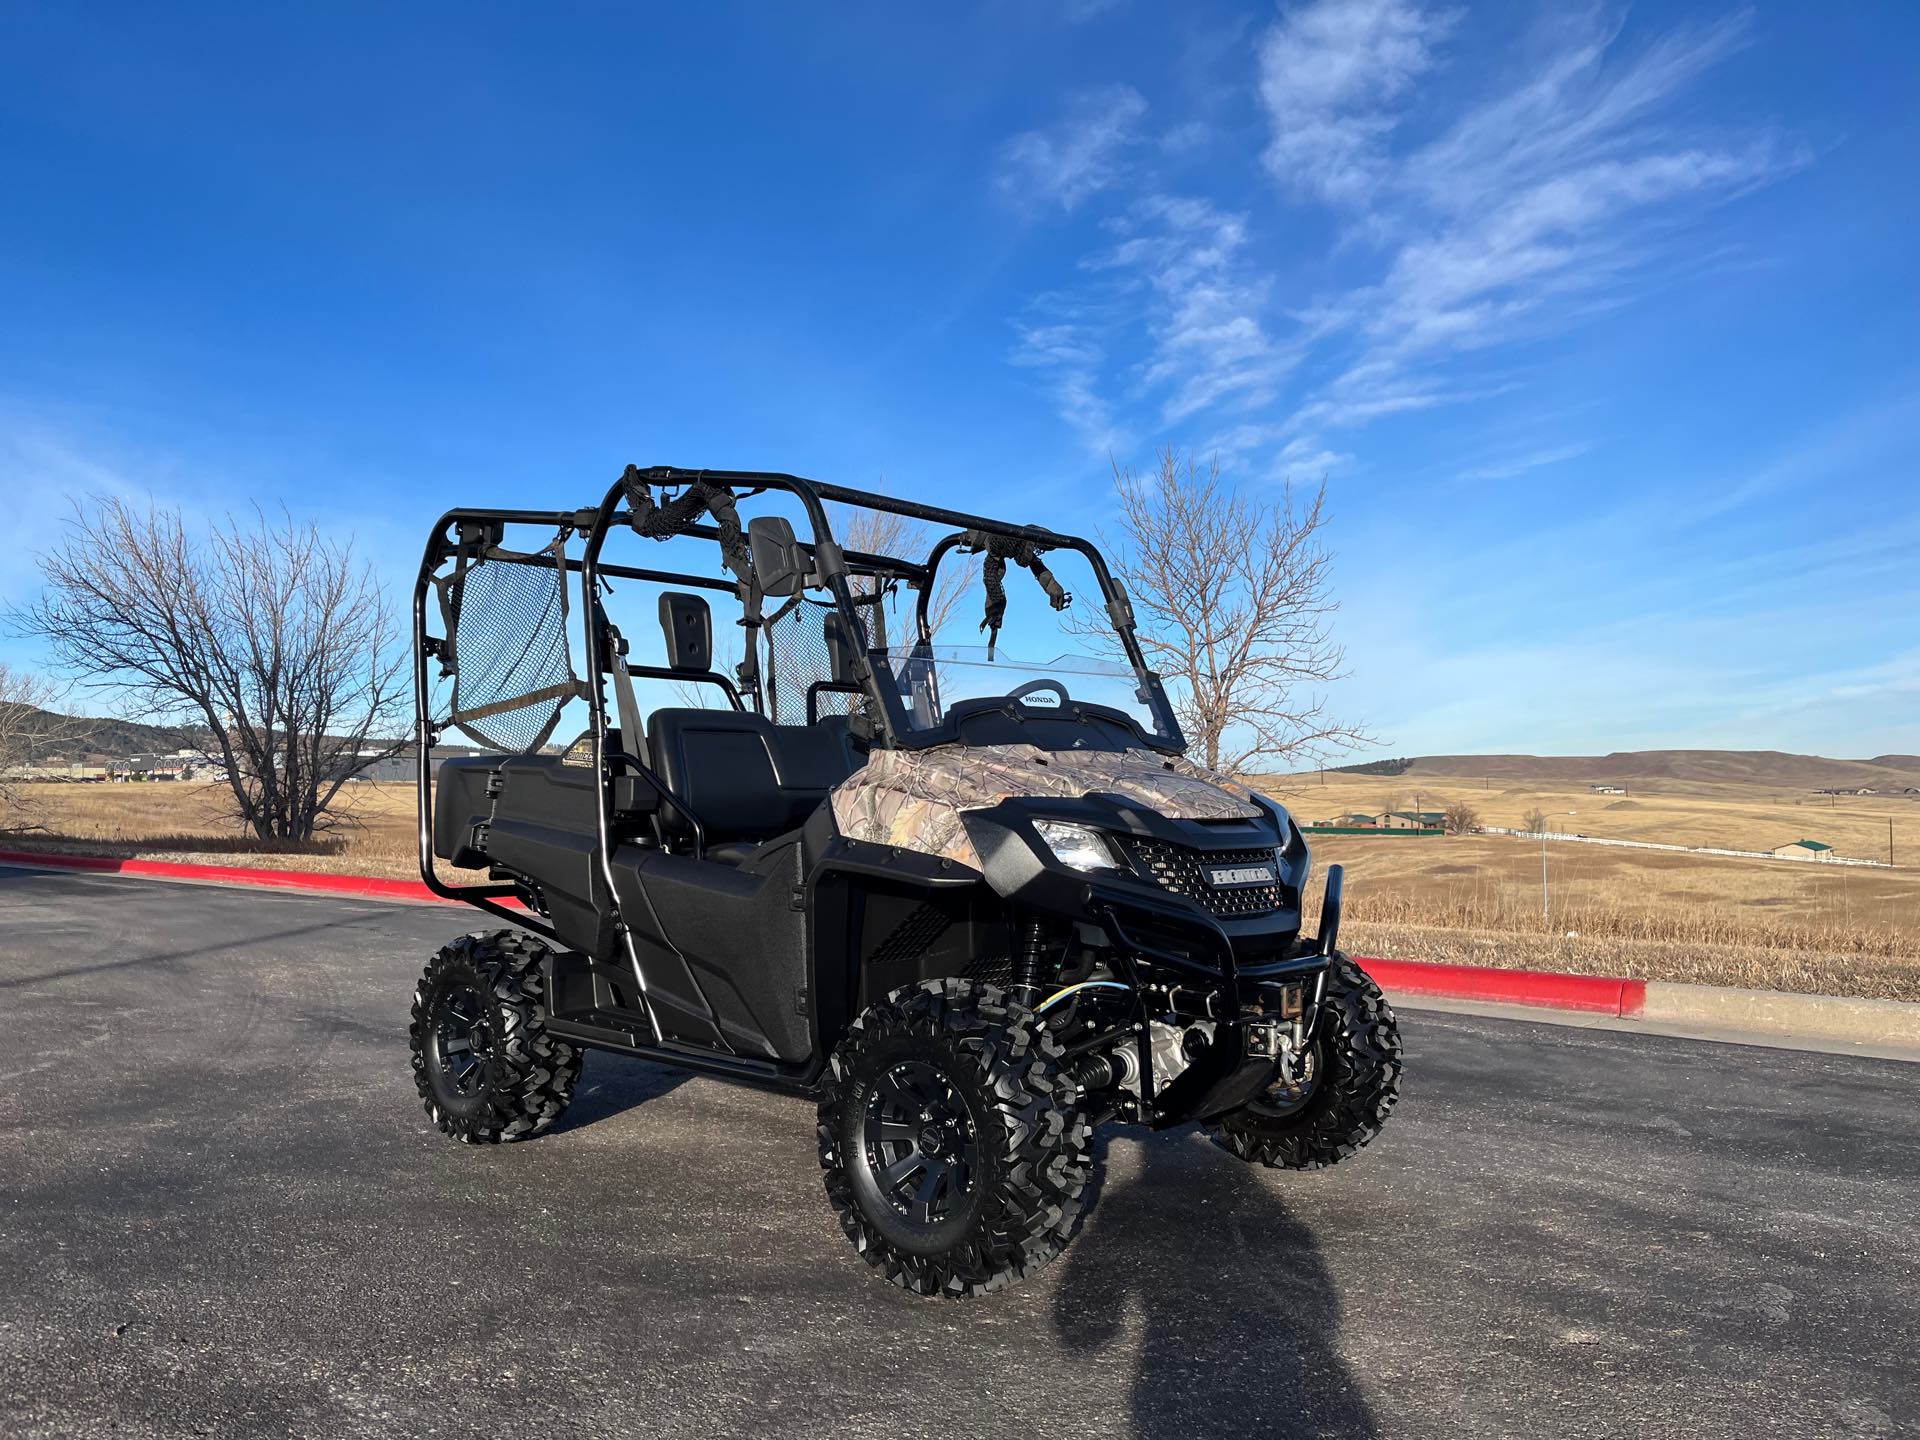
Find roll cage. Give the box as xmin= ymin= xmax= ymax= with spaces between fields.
xmin=411 ymin=465 xmax=1181 ymax=940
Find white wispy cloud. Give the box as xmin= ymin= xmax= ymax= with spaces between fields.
xmin=1262 ymin=4 xmax=1804 ymax=457
xmin=1003 ymin=2 xmax=1805 ymax=474
xmin=995 ymin=84 xmax=1148 ymax=214
xmin=1009 ymin=312 xmax=1128 ymax=451
xmin=0 ymin=425 xmax=144 ymax=606
xmin=1258 ymin=0 xmax=1456 ymax=206
xmin=1459 ymin=441 xmax=1591 ymax=482
xmin=1090 ymin=195 xmax=1297 ymax=423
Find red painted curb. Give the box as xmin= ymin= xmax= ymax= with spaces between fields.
xmin=1 ymin=848 xmax=1641 ymax=1016
xmin=0 ymin=847 xmax=452 ymax=905
xmin=1359 ymin=955 xmax=1647 ymax=1018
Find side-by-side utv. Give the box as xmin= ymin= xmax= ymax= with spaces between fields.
xmin=409 ymin=466 xmax=1400 ymax=1298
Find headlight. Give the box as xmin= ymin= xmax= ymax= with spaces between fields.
xmin=1035 ymin=820 xmax=1124 ymax=872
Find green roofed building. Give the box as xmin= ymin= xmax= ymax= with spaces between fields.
xmin=1770 ymin=838 xmax=1835 ymax=861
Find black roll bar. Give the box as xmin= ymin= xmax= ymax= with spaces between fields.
xmin=413 ymin=468 xmax=1179 ymax=939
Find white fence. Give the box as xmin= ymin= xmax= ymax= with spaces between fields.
xmin=1481 ymin=826 xmax=1893 ymax=869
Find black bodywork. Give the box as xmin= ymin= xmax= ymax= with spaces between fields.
xmin=414 ymin=467 xmax=1342 ymax=1128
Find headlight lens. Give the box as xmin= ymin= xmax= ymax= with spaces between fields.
xmin=1035 ymin=820 xmax=1124 ymax=872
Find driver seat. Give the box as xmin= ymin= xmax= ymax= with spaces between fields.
xmin=647 ymin=708 xmax=862 ymax=865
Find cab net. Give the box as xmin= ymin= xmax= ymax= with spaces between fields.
xmin=763 ymin=595 xmax=875 ymax=725
xmin=432 ymin=539 xmax=581 ymax=752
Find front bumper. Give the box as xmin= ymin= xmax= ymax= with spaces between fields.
xmin=1086 ymin=865 xmax=1346 ymax=1128
xmin=1081 ymin=859 xmax=1343 ymax=983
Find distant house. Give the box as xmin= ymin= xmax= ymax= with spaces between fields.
xmin=1317 ymin=813 xmax=1379 ymax=829
xmin=1590 ymin=784 xmax=1627 ymax=795
xmin=1380 ymin=810 xmax=1446 ymax=831
xmin=110 ymin=754 xmax=191 ymax=782
xmin=0 ymin=761 xmax=111 ymax=781
xmin=1771 ymin=838 xmax=1836 ymax=862
xmin=344 ymin=746 xmax=482 ymax=784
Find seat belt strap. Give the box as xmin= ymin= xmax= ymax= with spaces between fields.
xmin=605 ymin=621 xmax=647 ymax=768
xmin=613 ymin=656 xmax=646 ymax=768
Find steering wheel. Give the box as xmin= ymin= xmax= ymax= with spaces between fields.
xmin=1007 ymin=678 xmax=1070 ymax=707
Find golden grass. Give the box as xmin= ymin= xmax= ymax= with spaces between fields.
xmin=5 ymin=775 xmax=1918 ymax=1000
xmin=1 ymin=781 xmax=423 ymax=876
xmin=1293 ymin=834 xmax=1920 ymax=999
xmin=1267 ymin=769 xmax=1917 ymax=861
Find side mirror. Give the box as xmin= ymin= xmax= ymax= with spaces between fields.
xmin=748 ymin=516 xmax=812 ymax=597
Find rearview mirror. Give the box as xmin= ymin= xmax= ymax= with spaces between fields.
xmin=748 ymin=516 xmax=812 ymax=597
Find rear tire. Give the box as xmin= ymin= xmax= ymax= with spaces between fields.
xmin=409 ymin=929 xmax=581 ymax=1144
xmin=1207 ymin=953 xmax=1401 ymax=1170
xmin=818 ymin=979 xmax=1094 ymax=1298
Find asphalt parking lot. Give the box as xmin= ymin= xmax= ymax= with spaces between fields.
xmin=1 ymin=866 xmax=1915 ymax=1439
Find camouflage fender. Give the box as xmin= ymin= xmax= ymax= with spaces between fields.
xmin=829 ymin=743 xmax=1264 ymax=872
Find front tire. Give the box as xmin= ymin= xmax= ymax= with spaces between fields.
xmin=1207 ymin=953 xmax=1401 ymax=1170
xmin=409 ymin=929 xmax=581 ymax=1144
xmin=818 ymin=979 xmax=1094 ymax=1298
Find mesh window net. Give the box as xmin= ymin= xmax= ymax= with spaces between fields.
xmin=436 ymin=542 xmax=581 ymax=752
xmin=764 ymin=596 xmax=872 ymax=725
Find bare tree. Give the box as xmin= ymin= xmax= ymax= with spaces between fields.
xmin=1442 ymin=800 xmax=1480 ymax=835
xmin=1522 ymin=807 xmax=1550 ymax=835
xmin=19 ymin=498 xmax=408 ymax=843
xmin=1078 ymin=450 xmax=1363 ymax=773
xmin=1379 ymin=791 xmax=1404 ymax=817
xmin=832 ymin=501 xmax=979 ymax=643
xmin=0 ymin=665 xmax=84 ymax=828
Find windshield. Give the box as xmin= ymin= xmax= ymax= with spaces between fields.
xmin=875 ymin=645 xmax=1180 ymax=749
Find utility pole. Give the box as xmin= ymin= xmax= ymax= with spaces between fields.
xmin=1891 ymin=817 xmax=1896 ymax=868
xmin=1540 ymin=831 xmax=1550 ymax=923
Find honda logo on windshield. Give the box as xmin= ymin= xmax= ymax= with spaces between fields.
xmin=1207 ymin=864 xmax=1276 ymax=888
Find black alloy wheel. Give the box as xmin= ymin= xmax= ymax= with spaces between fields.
xmin=1206 ymin=952 xmax=1400 ymax=1170
xmin=427 ymin=981 xmax=498 ymax=1099
xmin=862 ymin=1060 xmax=980 ymax=1228
xmin=819 ymin=978 xmax=1094 ymax=1298
xmin=408 ymin=930 xmax=581 ymax=1144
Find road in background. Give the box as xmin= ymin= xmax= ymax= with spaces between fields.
xmin=2 ymin=868 xmax=1914 ymax=1439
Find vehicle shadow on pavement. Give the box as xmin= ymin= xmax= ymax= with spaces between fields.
xmin=1052 ymin=1129 xmax=1378 ymax=1440
xmin=549 ymin=1054 xmax=691 ymax=1134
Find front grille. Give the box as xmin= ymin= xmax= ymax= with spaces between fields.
xmin=1119 ymin=839 xmax=1286 ymax=918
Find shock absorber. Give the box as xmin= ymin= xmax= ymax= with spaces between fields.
xmin=1009 ymin=917 xmax=1048 ymax=1007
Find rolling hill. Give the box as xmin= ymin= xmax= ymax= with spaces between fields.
xmin=1374 ymin=750 xmax=1920 ymax=792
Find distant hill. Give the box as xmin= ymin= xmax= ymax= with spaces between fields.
xmin=0 ymin=703 xmax=204 ymax=762
xmin=1330 ymin=757 xmax=1414 ymax=777
xmin=1388 ymin=750 xmax=1920 ymax=791
xmin=5 ymin=703 xmax=413 ymax=765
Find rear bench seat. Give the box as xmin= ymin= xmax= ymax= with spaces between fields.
xmin=645 ymin=708 xmax=864 ymax=865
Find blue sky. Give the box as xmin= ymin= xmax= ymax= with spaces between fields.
xmin=2 ymin=1 xmax=1915 ymax=761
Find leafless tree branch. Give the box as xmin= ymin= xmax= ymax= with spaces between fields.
xmin=17 ymin=497 xmax=408 ymax=842
xmin=0 ymin=666 xmax=89 ymax=827
xmin=833 ymin=499 xmax=980 ymax=645
xmin=1071 ymin=449 xmax=1368 ymax=774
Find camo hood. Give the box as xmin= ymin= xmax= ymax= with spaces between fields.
xmin=829 ymin=742 xmax=1265 ymax=871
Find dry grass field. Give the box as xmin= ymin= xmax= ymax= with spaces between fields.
xmin=4 ymin=766 xmax=1918 ymax=1000
xmin=0 ymin=781 xmax=423 ymax=875
xmin=1267 ymin=767 xmax=1919 ymax=999
xmin=1272 ymin=767 xmax=1920 ymax=860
